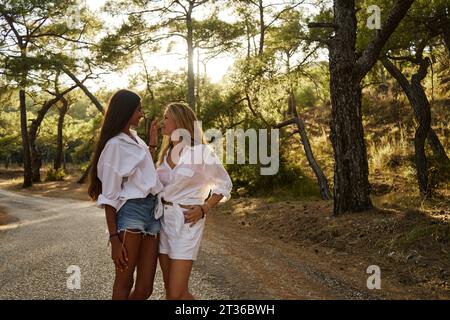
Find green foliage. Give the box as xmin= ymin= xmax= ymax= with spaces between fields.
xmin=193 ymin=13 xmax=245 ymax=52
xmin=226 ymin=156 xmax=320 ymax=199
xmin=45 ymin=168 xmax=66 ymax=181
xmin=296 ymin=85 xmax=319 ymax=109
xmin=356 ymin=0 xmax=450 ymax=56
xmin=265 ymin=9 xmax=309 ymax=57
xmin=0 ymin=106 xmax=22 ymax=161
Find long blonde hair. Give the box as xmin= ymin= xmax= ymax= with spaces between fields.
xmin=157 ymin=102 xmax=206 ymax=167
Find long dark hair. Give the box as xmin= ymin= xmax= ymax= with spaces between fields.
xmin=88 ymin=89 xmax=141 ymax=201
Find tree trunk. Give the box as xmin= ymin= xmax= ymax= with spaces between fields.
xmin=29 ymin=106 xmax=48 ymax=183
xmin=258 ymin=0 xmax=265 ymax=56
xmin=290 ymin=91 xmax=331 ymax=200
xmin=294 ymin=117 xmax=332 ymax=200
xmin=411 ymin=59 xmax=432 ymax=196
xmin=19 ymin=87 xmax=33 ymax=188
xmin=55 ymin=98 xmax=69 ymax=170
xmin=202 ymin=60 xmax=207 ymax=100
xmin=196 ymin=49 xmax=201 ymax=114
xmin=186 ymin=6 xmax=196 ymax=109
xmin=440 ymin=7 xmax=450 ymax=55
xmin=381 ymin=57 xmax=444 ymax=195
xmin=29 ymin=96 xmax=66 ymax=182
xmin=381 ymin=58 xmax=448 ymax=163
xmin=29 ymin=132 xmax=42 ymax=183
xmin=329 ymin=0 xmax=372 ymax=214
xmin=63 ymin=150 xmax=67 ymax=170
xmin=29 ymin=129 xmax=42 ymax=182
xmin=427 ymin=130 xmax=449 ymax=162
xmin=325 ymin=0 xmax=413 ymax=213
xmin=245 ymin=21 xmax=251 ymax=58
xmin=276 ymin=93 xmax=332 ymax=200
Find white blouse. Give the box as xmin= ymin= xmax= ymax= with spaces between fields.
xmin=156 ymin=144 xmax=232 ymax=206
xmin=96 ymin=130 xmax=163 ymax=211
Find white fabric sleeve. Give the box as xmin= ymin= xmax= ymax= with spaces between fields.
xmin=96 ymin=141 xmax=145 ymax=210
xmin=203 ymin=145 xmax=233 ymax=202
xmin=96 ymin=162 xmax=122 ymax=210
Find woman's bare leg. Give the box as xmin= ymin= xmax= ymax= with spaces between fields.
xmin=129 ymin=234 xmax=159 ymax=300
xmin=167 ymin=259 xmax=195 ymax=300
xmin=112 ymin=230 xmax=142 ymax=300
xmin=159 ymin=253 xmax=171 ymax=298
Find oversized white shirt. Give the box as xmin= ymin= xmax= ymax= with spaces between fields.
xmin=155 ymin=143 xmax=232 ymax=235
xmin=156 ymin=143 xmax=233 ymax=205
xmin=96 ymin=130 xmax=163 ymax=211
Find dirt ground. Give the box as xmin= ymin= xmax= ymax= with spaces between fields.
xmin=1 ymin=170 xmax=449 ymax=299
xmin=0 ymin=170 xmax=91 ymax=202
xmin=218 ymin=197 xmax=449 ymax=298
xmin=0 ymin=209 xmax=10 ymax=226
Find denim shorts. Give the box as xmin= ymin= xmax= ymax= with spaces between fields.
xmin=116 ymin=193 xmax=161 ymax=236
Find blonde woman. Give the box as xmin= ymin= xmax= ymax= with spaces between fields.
xmin=155 ymin=102 xmax=232 ymax=300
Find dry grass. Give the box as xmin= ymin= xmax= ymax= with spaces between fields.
xmin=291 ymin=91 xmax=449 ymax=201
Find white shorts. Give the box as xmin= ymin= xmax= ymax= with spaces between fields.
xmin=159 ymin=205 xmax=205 ymax=260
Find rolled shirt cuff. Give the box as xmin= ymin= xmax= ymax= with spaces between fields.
xmin=97 ymin=194 xmax=121 ymax=211
xmin=211 ymin=188 xmax=231 ymax=202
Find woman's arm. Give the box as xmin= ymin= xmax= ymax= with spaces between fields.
xmin=184 ymin=145 xmax=233 ymax=226
xmin=201 ymin=193 xmax=224 ymax=217
xmin=105 ymin=204 xmax=128 ymax=272
xmin=148 ymin=119 xmax=158 ymax=161
xmin=184 ymin=194 xmax=223 ymax=226
xmin=104 ymin=204 xmax=118 ymax=236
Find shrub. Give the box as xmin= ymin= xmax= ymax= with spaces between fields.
xmin=226 ymin=155 xmax=320 ymax=200
xmin=45 ymin=168 xmax=65 ymax=181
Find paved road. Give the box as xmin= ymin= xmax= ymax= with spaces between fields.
xmin=0 ymin=189 xmax=375 ymax=300
xmin=0 ymin=189 xmax=231 ymax=299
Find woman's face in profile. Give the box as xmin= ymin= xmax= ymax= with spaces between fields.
xmin=162 ymin=110 xmax=176 ymax=136
xmin=129 ymin=104 xmax=143 ymax=127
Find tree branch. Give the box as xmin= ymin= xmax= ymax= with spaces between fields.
xmin=307 ymin=22 xmax=336 ymax=29
xmin=2 ymin=13 xmax=23 ymax=47
xmin=29 ymin=17 xmax=48 ymax=37
xmin=357 ymin=0 xmax=415 ymax=80
xmin=274 ymin=118 xmax=296 ymax=128
xmin=58 ymin=64 xmax=104 ymax=114
xmin=264 ymin=3 xmax=303 ymax=30
xmin=28 ymin=33 xmax=91 ymax=45
xmin=380 ymin=56 xmax=411 ymax=93
xmin=385 ymin=54 xmax=418 ymax=63
xmin=192 ymin=0 xmax=210 ymax=9
xmin=244 ymin=93 xmax=270 ymax=127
